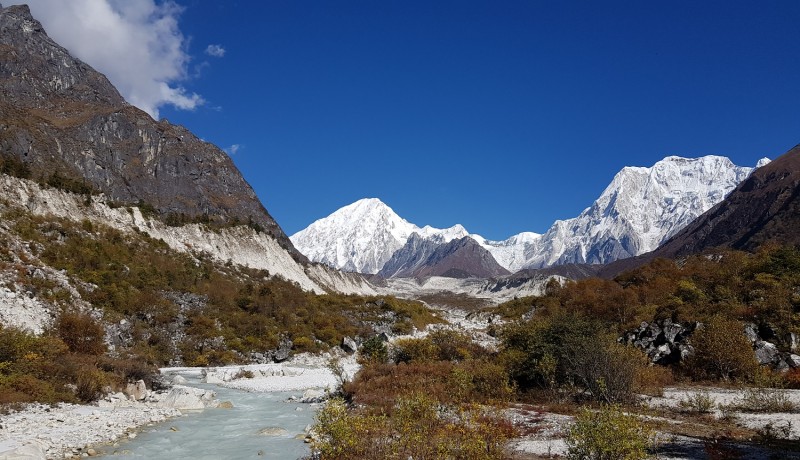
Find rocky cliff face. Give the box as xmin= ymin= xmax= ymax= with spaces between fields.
xmin=395 ymin=236 xmax=511 ymax=279
xmin=0 ymin=4 xmax=300 ymax=259
xmin=378 ymin=233 xmax=443 ymax=278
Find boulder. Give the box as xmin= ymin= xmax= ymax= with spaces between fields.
xmin=300 ymin=388 xmax=327 ymax=403
xmin=0 ymin=441 xmax=47 ymax=460
xmin=171 ymin=375 xmax=188 ymax=385
xmin=202 ymin=372 xmax=224 ymax=384
xmin=282 ymin=367 xmax=302 ymax=377
xmin=341 ymin=336 xmax=358 ymax=354
xmin=754 ymin=340 xmax=780 ymax=365
xmin=787 ymin=354 xmax=800 ymax=368
xmin=273 ymin=337 xmax=293 ymax=363
xmin=257 ymin=427 xmax=288 ymax=437
xmin=124 ymin=380 xmax=147 ymax=401
xmin=787 ymin=332 xmax=798 ymax=352
xmin=678 ymin=343 xmax=695 ymax=361
xmin=156 ymin=385 xmax=218 ymax=410
xmin=744 ymin=323 xmax=759 ymax=343
xmin=647 ymin=344 xmax=672 ymax=363
xmin=662 ymin=322 xmax=686 ymax=344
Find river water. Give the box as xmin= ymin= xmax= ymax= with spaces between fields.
xmin=100 ymin=371 xmax=316 ymax=459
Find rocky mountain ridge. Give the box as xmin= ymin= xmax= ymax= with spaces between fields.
xmin=514 ymin=155 xmax=764 ymax=269
xmin=0 ymin=4 xmax=300 ymax=259
xmin=380 ymin=236 xmax=511 ymax=279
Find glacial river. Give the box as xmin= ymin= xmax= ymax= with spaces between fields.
xmin=100 ymin=372 xmax=316 ymax=459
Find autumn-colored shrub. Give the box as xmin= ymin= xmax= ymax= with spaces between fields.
xmin=311 ymin=394 xmax=516 ymax=460
xmin=393 ymin=337 xmax=438 ymax=363
xmin=684 ymin=316 xmax=759 ymax=381
xmin=75 ymin=365 xmax=108 ymax=402
xmin=56 ymin=311 xmax=106 ymax=355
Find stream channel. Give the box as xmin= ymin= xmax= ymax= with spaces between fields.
xmin=100 ymin=369 xmax=316 ymax=459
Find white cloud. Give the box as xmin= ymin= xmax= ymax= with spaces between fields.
xmin=224 ymin=144 xmax=242 ymax=155
xmin=205 ymin=44 xmax=225 ymax=57
xmin=7 ymin=0 xmax=203 ymax=119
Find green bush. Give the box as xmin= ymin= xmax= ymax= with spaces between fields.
xmin=566 ymin=404 xmax=654 ymax=460
xmin=360 ymin=336 xmax=388 ymax=363
xmin=500 ymin=313 xmax=650 ymax=403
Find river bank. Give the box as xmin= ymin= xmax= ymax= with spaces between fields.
xmin=0 ymin=351 xmax=356 ymax=459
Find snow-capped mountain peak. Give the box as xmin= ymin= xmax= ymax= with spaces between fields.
xmin=514 ymin=155 xmax=759 ymax=270
xmin=292 ymin=155 xmax=764 ymax=276
xmin=290 ymin=198 xmax=470 ymax=274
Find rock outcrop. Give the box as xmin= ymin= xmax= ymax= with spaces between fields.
xmin=620 ymin=319 xmax=697 ymax=365
xmin=622 ymin=318 xmax=800 ymax=371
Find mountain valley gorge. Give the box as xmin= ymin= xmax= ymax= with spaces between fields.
xmin=2 ymin=3 xmax=800 ymax=459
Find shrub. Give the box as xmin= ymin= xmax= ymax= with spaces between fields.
xmin=393 ymin=337 xmax=438 ymax=363
xmin=75 ymin=366 xmax=108 ymax=402
xmin=566 ymin=341 xmax=650 ymax=404
xmin=566 ymin=404 xmax=654 ymax=460
xmin=56 ymin=311 xmax=106 ymax=356
xmin=727 ymin=387 xmax=796 ymax=413
xmin=678 ymin=391 xmax=717 ymax=414
xmin=311 ymin=397 xmax=393 ymax=459
xmin=292 ymin=336 xmax=318 ymax=354
xmin=455 ymin=359 xmax=514 ymax=402
xmin=685 ymin=316 xmax=759 ymax=381
xmin=310 ymin=394 xmax=515 ymax=460
xmin=359 ymin=336 xmax=388 ymax=364
xmin=428 ymin=329 xmax=483 ymax=361
xmin=501 ymin=314 xmax=650 ymax=403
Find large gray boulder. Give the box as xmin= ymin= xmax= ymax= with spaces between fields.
xmin=154 ymin=385 xmax=218 ymax=410
xmin=754 ymin=340 xmax=779 ymax=365
xmin=124 ymin=380 xmax=148 ymax=401
xmin=273 ymin=336 xmax=293 ymax=362
xmin=341 ymin=336 xmax=358 ymax=354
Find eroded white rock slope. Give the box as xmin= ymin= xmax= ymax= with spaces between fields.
xmin=0 ymin=174 xmax=373 ymax=296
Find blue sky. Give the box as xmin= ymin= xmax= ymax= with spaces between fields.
xmin=19 ymin=1 xmax=800 ymax=240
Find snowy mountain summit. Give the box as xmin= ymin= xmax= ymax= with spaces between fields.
xmin=289 ymin=198 xmax=468 ymax=274
xmin=292 ymin=155 xmax=767 ymax=276
xmin=508 ymin=155 xmax=765 ymax=270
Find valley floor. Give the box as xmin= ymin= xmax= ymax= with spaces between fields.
xmin=6 ymin=310 xmax=800 ymax=459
